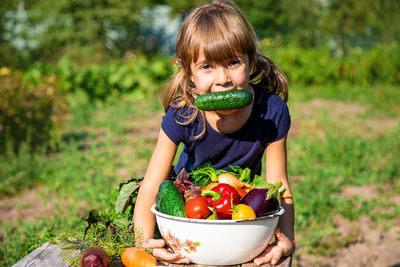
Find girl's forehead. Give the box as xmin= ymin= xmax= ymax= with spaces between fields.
xmin=190 ymin=46 xmax=245 ymax=64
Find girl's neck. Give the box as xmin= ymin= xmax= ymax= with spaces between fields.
xmin=205 ymin=87 xmax=254 ymax=134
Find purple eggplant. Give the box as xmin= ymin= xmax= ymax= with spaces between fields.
xmin=240 ymin=181 xmax=283 ymax=217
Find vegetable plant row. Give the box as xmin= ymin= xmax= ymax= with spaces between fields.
xmin=156 ymin=164 xmax=284 ymax=220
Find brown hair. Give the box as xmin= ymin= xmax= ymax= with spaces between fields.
xmin=162 ymin=0 xmax=288 ymax=136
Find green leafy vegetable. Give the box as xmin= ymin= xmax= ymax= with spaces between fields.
xmin=189 ymin=163 xmax=225 ymax=187
xmin=190 ymin=164 xmax=260 ymax=187
xmin=252 ymin=174 xmax=268 ymax=188
xmin=227 ymin=165 xmax=252 ymax=184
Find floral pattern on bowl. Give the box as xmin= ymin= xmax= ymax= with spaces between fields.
xmin=162 ymin=230 xmax=200 ymax=254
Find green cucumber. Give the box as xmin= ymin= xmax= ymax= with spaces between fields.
xmin=155 ymin=193 xmax=166 ymax=214
xmin=194 ymin=90 xmax=253 ymax=111
xmin=156 ymin=180 xmax=186 ymax=217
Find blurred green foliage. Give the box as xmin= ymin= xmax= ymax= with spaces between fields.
xmin=0 ymin=71 xmax=69 ymax=153
xmin=0 ymin=54 xmax=172 ymax=161
xmin=264 ymin=42 xmax=400 ymax=86
xmin=24 ymin=54 xmax=173 ymax=100
xmin=235 ymin=0 xmax=400 ymax=52
xmin=0 ymin=0 xmax=165 ymax=66
xmin=1 ymin=0 xmax=399 ymax=68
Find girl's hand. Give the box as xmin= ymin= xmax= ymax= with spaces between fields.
xmin=144 ymin=239 xmax=191 ymax=264
xmin=253 ymin=228 xmax=295 ymax=266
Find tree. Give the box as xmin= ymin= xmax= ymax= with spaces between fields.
xmin=321 ymin=0 xmax=400 ymax=53
xmin=28 ymin=0 xmax=151 ymax=62
xmin=0 ymin=0 xmax=20 ymax=67
xmin=1 ymin=0 xmax=166 ymax=66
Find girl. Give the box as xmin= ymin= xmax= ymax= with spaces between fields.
xmin=133 ymin=0 xmax=295 ymax=265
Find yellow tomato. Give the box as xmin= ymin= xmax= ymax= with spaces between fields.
xmin=231 ymin=204 xmax=256 ymax=220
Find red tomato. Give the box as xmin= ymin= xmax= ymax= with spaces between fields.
xmin=185 ymin=196 xmax=211 ymax=219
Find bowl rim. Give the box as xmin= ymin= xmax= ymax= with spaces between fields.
xmin=151 ymin=204 xmax=284 ymax=224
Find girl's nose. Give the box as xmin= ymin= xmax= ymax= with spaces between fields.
xmin=215 ymin=66 xmax=231 ymax=85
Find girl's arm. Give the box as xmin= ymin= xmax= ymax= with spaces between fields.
xmin=133 ymin=128 xmax=178 ymax=241
xmin=265 ymin=134 xmax=294 ymax=241
xmin=254 ymin=134 xmax=295 ymax=265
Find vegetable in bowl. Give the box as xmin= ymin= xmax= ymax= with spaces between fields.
xmin=156 ymin=165 xmax=285 ymax=221
xmin=240 ymin=181 xmax=283 ymax=217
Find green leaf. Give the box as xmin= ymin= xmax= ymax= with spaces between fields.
xmin=252 ymin=174 xmax=268 ymax=187
xmin=227 ymin=165 xmax=252 ymax=184
xmin=114 ymin=178 xmax=142 ymax=214
xmin=239 ymin=168 xmax=252 ymax=183
xmin=190 ymin=163 xmax=219 ymax=187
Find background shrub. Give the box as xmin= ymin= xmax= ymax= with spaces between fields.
xmin=0 ymin=70 xmax=69 ymax=153
xmin=54 ymin=55 xmax=172 ymax=100
xmin=264 ymin=42 xmax=400 ymax=86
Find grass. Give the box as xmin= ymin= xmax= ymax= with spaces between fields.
xmin=0 ymin=141 xmax=45 ymax=196
xmin=290 ymin=83 xmax=400 ymax=116
xmin=288 ymin=128 xmax=400 ymax=255
xmin=287 ymin=83 xmax=400 ymax=258
xmin=0 ymin=82 xmax=399 ymax=266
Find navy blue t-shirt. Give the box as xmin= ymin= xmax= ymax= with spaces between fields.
xmin=161 ymin=85 xmax=291 ymax=176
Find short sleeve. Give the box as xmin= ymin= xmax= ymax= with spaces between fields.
xmin=161 ymin=107 xmax=185 ymax=145
xmin=268 ymin=95 xmax=291 ymax=142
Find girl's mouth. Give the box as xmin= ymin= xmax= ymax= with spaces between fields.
xmin=211 ymin=88 xmax=238 ymax=94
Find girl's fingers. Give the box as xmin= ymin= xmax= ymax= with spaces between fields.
xmin=260 ymin=244 xmax=273 ymax=256
xmin=254 ymin=242 xmax=287 ymax=266
xmin=174 ymin=256 xmax=191 ymax=264
xmin=152 ymin=248 xmax=190 ymax=263
xmin=151 ymin=248 xmax=177 ymax=260
xmin=144 ymin=239 xmax=190 ymax=263
xmin=254 ymin=252 xmax=272 ymax=266
xmin=144 ymin=238 xmax=165 ymax=249
xmin=253 ymin=245 xmax=274 ymax=265
xmin=270 ymin=248 xmax=283 ymax=265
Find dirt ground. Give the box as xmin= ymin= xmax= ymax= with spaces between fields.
xmin=1 ymin=99 xmax=399 ymax=267
xmin=291 ymin=99 xmax=400 ymax=267
xmin=293 ymin=189 xmax=400 ymax=267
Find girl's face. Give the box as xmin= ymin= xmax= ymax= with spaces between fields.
xmin=189 ymin=50 xmax=251 ymax=96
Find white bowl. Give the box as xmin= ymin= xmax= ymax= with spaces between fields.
xmin=151 ymin=204 xmax=284 ymax=265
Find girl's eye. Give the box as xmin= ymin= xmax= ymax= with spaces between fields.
xmin=228 ymin=60 xmax=241 ymax=67
xmin=200 ymin=64 xmax=212 ymax=70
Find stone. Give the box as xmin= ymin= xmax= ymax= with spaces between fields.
xmin=12 ymin=242 xmax=72 ymax=267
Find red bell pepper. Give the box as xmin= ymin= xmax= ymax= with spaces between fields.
xmin=201 ymin=183 xmax=240 ymax=219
